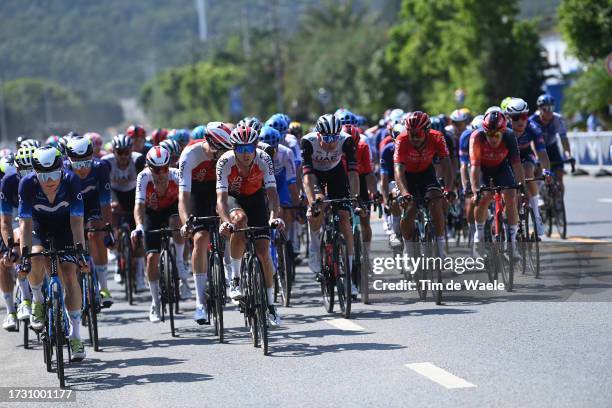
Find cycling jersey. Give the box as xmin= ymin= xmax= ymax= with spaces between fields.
xmin=178 ymin=142 xmax=217 ymax=192
xmin=102 ymin=152 xmax=145 ymax=192
xmin=18 ymin=171 xmax=84 ymax=221
xmin=379 ymin=143 xmax=395 ymax=181
xmin=529 ymin=112 xmax=568 ymax=146
xmin=469 ymin=129 xmax=520 ymax=168
xmin=136 ymin=168 xmax=180 ymax=211
xmin=353 ymin=136 xmax=374 ymax=175
xmin=379 ymin=135 xmax=394 ymax=156
xmin=216 ymin=149 xmax=276 ymax=197
xmin=516 ymin=120 xmax=546 ymax=152
xmin=282 ymin=134 xmax=302 ymax=168
xmin=0 ymin=173 xmax=20 ymax=216
xmin=393 ymin=129 xmax=449 ymax=173
xmin=459 ymin=128 xmax=473 ymax=165
xmin=67 ymin=158 xmax=111 ymax=207
xmin=301 ymin=132 xmax=358 ymax=174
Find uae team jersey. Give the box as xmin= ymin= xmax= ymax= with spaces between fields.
xmin=301 ymin=132 xmax=358 ymax=174
xmin=216 ymin=149 xmax=276 ymax=197
xmin=178 ymin=142 xmax=217 ymax=192
xmin=393 ymin=129 xmax=449 ymax=172
xmin=469 ymin=129 xmax=520 ymax=168
xmin=136 ymin=168 xmax=180 ymax=211
xmin=102 ymin=152 xmax=145 ymax=192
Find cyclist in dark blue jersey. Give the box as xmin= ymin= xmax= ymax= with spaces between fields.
xmin=19 ymin=146 xmax=88 ymax=361
xmin=380 ymin=124 xmax=402 ymax=249
xmin=66 ymin=136 xmax=114 ymax=307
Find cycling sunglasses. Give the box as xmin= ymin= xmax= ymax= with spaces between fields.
xmin=486 ymin=130 xmax=503 ymax=139
xmin=234 ymin=144 xmax=256 ymax=154
xmin=70 ymin=159 xmax=92 ymax=169
xmin=321 ymin=134 xmax=339 ymax=143
xmin=509 ymin=113 xmax=529 ymax=122
xmin=36 ymin=170 xmax=62 ymax=182
xmin=18 ymin=169 xmax=33 ymax=177
xmin=115 ymin=149 xmax=131 ymax=156
xmin=539 ymin=104 xmax=554 ymax=112
xmin=150 ymin=165 xmax=169 ymax=175
xmin=409 ymin=128 xmax=427 ymax=139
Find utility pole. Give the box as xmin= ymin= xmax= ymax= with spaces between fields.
xmin=195 ymin=0 xmax=207 ymax=42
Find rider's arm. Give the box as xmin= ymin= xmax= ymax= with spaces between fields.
xmin=134 ymin=202 xmax=145 ymax=228
xmin=17 ymin=177 xmax=33 ymax=251
xmin=468 ymin=132 xmax=481 ymax=190
xmin=1 ymin=215 xmax=12 ymax=247
xmin=343 ymin=137 xmax=360 ymax=196
xmin=261 ymin=151 xmax=280 ymax=218
xmin=506 ymin=132 xmax=525 ymax=185
xmin=393 ymin=136 xmax=409 ymax=196
xmin=284 ymin=149 xmax=300 ymax=206
xmin=68 ymin=172 xmax=86 ymax=246
xmin=0 ymin=179 xmax=14 ymax=246
xmin=557 ymin=115 xmax=572 ymax=157
xmin=301 ymin=137 xmax=318 ymax=204
xmin=98 ymin=161 xmax=113 ymax=225
xmin=460 ymin=163 xmax=470 ymax=192
xmin=216 ymin=192 xmax=231 ymax=224
xmin=178 ymin=157 xmax=192 ymax=224
xmin=439 ymin=157 xmax=454 ymax=191
xmin=266 ymin=187 xmax=281 ymax=221
xmin=134 ymin=171 xmax=147 ymax=228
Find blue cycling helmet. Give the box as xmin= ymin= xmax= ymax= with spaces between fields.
xmin=279 ymin=113 xmax=291 ymax=125
xmin=337 ymin=110 xmax=357 ymax=126
xmin=191 ymin=125 xmax=207 ymax=140
xmin=266 ymin=114 xmax=289 ymax=135
xmin=355 ymin=115 xmax=367 ymax=127
xmin=536 ymin=94 xmax=555 ymax=107
xmin=259 ymin=125 xmax=282 ymax=149
xmin=430 ymin=116 xmax=445 ymax=133
xmin=169 ymin=128 xmax=191 ymax=145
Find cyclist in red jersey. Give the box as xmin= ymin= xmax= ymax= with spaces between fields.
xmin=343 ymin=124 xmax=380 ymax=264
xmin=469 ymin=110 xmax=525 ymax=253
xmin=216 ymin=126 xmax=284 ymax=327
xmin=394 ymin=111 xmax=454 ymax=265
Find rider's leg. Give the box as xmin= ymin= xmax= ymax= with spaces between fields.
xmin=145 ymin=252 xmax=161 ymax=306
xmin=255 ymin=239 xmax=274 ymax=304
xmin=0 ymin=263 xmax=15 ymax=315
xmin=58 ymin=262 xmax=82 ymax=340
xmin=191 ymin=230 xmax=209 ymax=307
xmin=427 ymin=191 xmax=447 ymax=258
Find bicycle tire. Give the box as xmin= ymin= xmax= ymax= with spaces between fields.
xmin=544 ymin=188 xmax=554 ymax=238
xmin=275 ymin=235 xmax=288 ymax=307
xmin=555 ymin=196 xmax=567 ymax=239
xmin=498 ymin=221 xmax=514 ymax=292
xmin=251 ymin=256 xmax=268 ymax=355
xmin=158 ymin=253 xmax=167 ymax=323
xmin=23 ymin=319 xmax=29 ymax=349
xmin=53 ymin=295 xmax=65 ymax=388
xmin=520 ymin=207 xmax=528 ymax=276
xmin=320 ymin=234 xmax=334 ymax=313
xmin=43 ymin=299 xmax=52 ymax=372
xmin=284 ymin=239 xmax=294 ymax=303
xmin=526 ymin=207 xmax=540 ymax=278
xmin=122 ymin=230 xmax=134 ymax=305
xmin=361 ymin=240 xmax=371 ymax=305
xmin=336 ymin=234 xmax=351 ymax=319
xmin=211 ymin=252 xmax=224 ymax=343
xmin=163 ymin=250 xmax=176 ymax=337
xmin=86 ymin=274 xmax=100 ymax=351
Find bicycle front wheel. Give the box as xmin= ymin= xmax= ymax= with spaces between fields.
xmin=210 ymin=252 xmax=224 ymax=343
xmin=320 ymin=235 xmax=335 ymax=313
xmin=85 ymin=274 xmax=99 ymax=351
xmin=251 ymin=256 xmax=268 ymax=355
xmin=525 ymin=207 xmax=540 ymax=278
xmin=335 ymin=234 xmax=351 ymax=319
xmin=53 ymin=295 xmax=65 ymax=388
xmin=163 ymin=250 xmax=176 ymax=337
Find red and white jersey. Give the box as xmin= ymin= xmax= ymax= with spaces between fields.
xmin=135 ymin=168 xmax=180 ymax=211
xmin=216 ymin=149 xmax=276 ymax=197
xmin=178 ymin=142 xmax=217 ymax=192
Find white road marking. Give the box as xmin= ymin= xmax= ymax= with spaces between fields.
xmin=406 ymin=362 xmax=476 ymax=389
xmin=326 ymin=318 xmax=365 ymax=331
xmin=597 ymin=198 xmax=612 ymax=203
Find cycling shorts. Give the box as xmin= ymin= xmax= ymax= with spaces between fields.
xmin=311 ymin=162 xmax=351 ymax=211
xmin=144 ymin=204 xmax=179 ymax=253
xmin=84 ymin=196 xmax=102 ymax=223
xmin=227 ymin=189 xmax=270 ymax=240
xmin=32 ymin=218 xmax=77 ymax=264
xmin=480 ymin=161 xmax=516 ymax=188
xmin=546 ymin=143 xmax=563 ymax=171
xmin=112 ymin=188 xmax=136 ymax=229
xmin=190 ymin=182 xmax=217 ymax=233
xmin=519 ymin=148 xmax=536 ymax=166
xmin=403 ymin=165 xmax=441 ymax=198
xmin=359 ymin=173 xmax=371 ymax=210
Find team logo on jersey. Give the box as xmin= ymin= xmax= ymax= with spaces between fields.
xmin=77 ymin=193 xmax=83 ymax=201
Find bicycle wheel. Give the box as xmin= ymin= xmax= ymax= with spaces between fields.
xmin=85 ymin=274 xmax=99 ymax=351
xmin=251 ymin=256 xmax=268 ymax=355
xmin=158 ymin=253 xmax=167 ymax=323
xmin=519 ymin=210 xmax=528 ymax=276
xmin=555 ymin=195 xmax=567 ymax=239
xmin=163 ymin=250 xmax=176 ymax=337
xmin=360 ymin=239 xmax=371 ymax=305
xmin=22 ymin=319 xmax=29 ymax=350
xmin=169 ymin=244 xmax=180 ymax=315
xmin=497 ymin=222 xmax=514 ymax=292
xmin=284 ymin=240 xmax=294 ymax=302
xmin=52 ymin=295 xmax=65 ymax=388
xmin=275 ymin=236 xmax=288 ymax=307
xmin=525 ymin=207 xmax=540 ymax=278
xmin=335 ymin=234 xmax=351 ymax=319
xmin=210 ymin=252 xmax=224 ymax=343
xmin=122 ymin=231 xmax=134 ymax=305
xmin=43 ymin=299 xmax=52 ymax=373
xmin=320 ymin=235 xmax=334 ymax=313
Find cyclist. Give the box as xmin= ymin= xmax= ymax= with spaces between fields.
xmin=530 ymin=94 xmax=572 ymax=196
xmin=132 ymin=146 xmax=183 ymax=323
xmin=302 ymin=114 xmax=361 ymax=295
xmin=459 ymin=114 xmax=484 ymax=242
xmin=504 ymin=98 xmax=552 ymax=235
xmin=380 ymin=124 xmax=404 ymax=249
xmin=169 ymin=129 xmax=191 ymax=152
xmin=0 ymin=155 xmax=18 ymax=330
xmin=151 ymin=128 xmax=169 ymax=146
xmin=266 ymin=114 xmax=302 ymax=177
xmin=126 ymin=124 xmax=149 ymax=155
xmin=178 ymin=122 xmax=233 ymax=324
xmin=1 ymin=148 xmax=35 ymax=331
xmin=216 ymin=125 xmax=284 ymax=327
xmin=288 ymin=121 xmax=304 ymax=141
xmin=469 ymin=110 xmax=525 ymax=254
xmin=66 ymin=136 xmax=114 ymax=307
xmin=259 ymin=125 xmax=300 ymax=255
xmin=84 ymin=132 xmax=106 ymax=158
xmin=344 ymin=123 xmax=379 ymax=265
xmin=160 ymin=139 xmax=181 ymax=168
xmin=394 ymin=111 xmax=454 ymax=266
xmin=431 ymin=116 xmax=457 ymax=178
xmin=102 ymin=135 xmax=146 ymax=290
xmin=19 ymin=146 xmax=88 ymax=361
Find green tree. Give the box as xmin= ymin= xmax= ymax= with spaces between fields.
xmin=386 ymin=0 xmax=549 ymax=114
xmin=563 ymin=62 xmax=612 ymax=124
xmin=558 ymin=0 xmax=612 ymax=62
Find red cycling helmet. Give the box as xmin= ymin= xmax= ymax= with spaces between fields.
xmin=342 ymin=125 xmax=361 ymax=144
xmin=482 ymin=111 xmax=507 ymax=133
xmin=404 ymin=111 xmax=431 ymax=132
xmin=126 ymin=124 xmax=147 ymax=138
xmin=151 ymin=128 xmax=168 ymax=145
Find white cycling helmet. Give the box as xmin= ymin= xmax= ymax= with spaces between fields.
xmin=229 ymin=125 xmax=259 ymax=146
xmin=485 ymin=106 xmax=503 ymax=114
xmin=470 ymin=115 xmax=485 ymax=129
xmin=315 ymin=114 xmax=342 ymax=136
xmin=206 ymin=121 xmax=234 ymax=150
xmin=145 ymin=146 xmax=171 ymax=167
xmin=450 ymin=109 xmax=468 ymax=122
xmin=504 ymin=97 xmax=529 ymax=115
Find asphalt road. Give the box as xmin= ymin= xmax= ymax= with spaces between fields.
xmin=1 ymin=176 xmax=611 ymax=407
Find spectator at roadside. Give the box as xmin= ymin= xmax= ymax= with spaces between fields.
xmin=587 ymin=112 xmax=603 ymax=132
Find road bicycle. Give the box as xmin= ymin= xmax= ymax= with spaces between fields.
xmin=541 ymin=159 xmax=575 ymax=239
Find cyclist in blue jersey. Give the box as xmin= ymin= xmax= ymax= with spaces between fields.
xmin=1 ymin=148 xmax=35 ymax=330
xmin=380 ymin=124 xmax=403 ymax=249
xmin=259 ymin=126 xmax=300 ymax=254
xmin=19 ymin=146 xmax=88 ymax=361
xmin=0 ymin=155 xmax=18 ymax=330
xmin=459 ymin=115 xmax=484 ymax=241
xmin=530 ymin=94 xmax=573 ymax=196
xmin=505 ymin=98 xmax=552 ymax=234
xmin=66 ymin=136 xmax=114 ymax=306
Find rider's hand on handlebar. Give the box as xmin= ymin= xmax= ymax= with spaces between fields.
xmin=219 ymin=221 xmax=234 ymax=237
xmin=270 ymin=218 xmax=285 ymax=232
xmin=398 ymin=193 xmax=412 ymax=208
xmin=180 ymin=224 xmax=192 ymax=239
